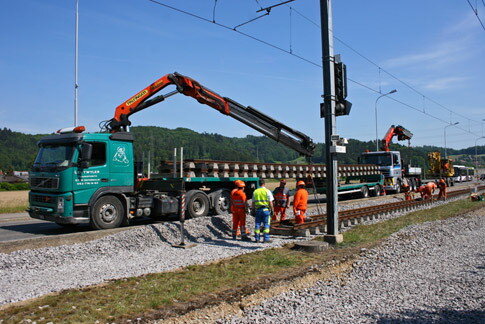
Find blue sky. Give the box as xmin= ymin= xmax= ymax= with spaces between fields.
xmin=0 ymin=0 xmax=484 ymax=149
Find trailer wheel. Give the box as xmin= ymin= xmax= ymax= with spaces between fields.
xmin=211 ymin=189 xmax=231 ymax=215
xmin=360 ymin=185 xmax=369 ymax=198
xmin=91 ymin=195 xmax=125 ymax=230
xmin=186 ymin=190 xmax=210 ymax=218
xmin=370 ymin=185 xmax=380 ymax=197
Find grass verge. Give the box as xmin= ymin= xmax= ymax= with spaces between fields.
xmin=1 ymin=198 xmax=484 ymax=323
xmin=0 ymin=205 xmax=28 ymax=214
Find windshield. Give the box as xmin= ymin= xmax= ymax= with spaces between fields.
xmin=362 ymin=154 xmax=392 ymax=166
xmin=33 ymin=145 xmax=74 ymax=171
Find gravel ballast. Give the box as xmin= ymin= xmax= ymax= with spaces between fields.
xmin=0 ymin=192 xmax=478 ymax=308
xmin=222 ymin=207 xmax=485 ymax=323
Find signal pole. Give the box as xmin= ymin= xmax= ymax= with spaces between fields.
xmin=320 ymin=0 xmax=342 ymax=244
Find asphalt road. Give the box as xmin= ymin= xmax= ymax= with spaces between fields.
xmin=0 ymin=213 xmax=95 ymax=242
xmin=0 ymin=213 xmax=167 ymax=243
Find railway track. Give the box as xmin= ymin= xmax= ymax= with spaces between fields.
xmin=271 ymin=185 xmax=485 ymax=237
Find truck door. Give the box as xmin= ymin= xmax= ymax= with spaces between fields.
xmin=73 ymin=141 xmax=109 ymax=205
xmin=108 ymin=141 xmax=134 ymax=189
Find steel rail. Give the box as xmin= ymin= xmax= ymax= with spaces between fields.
xmin=271 ymin=185 xmax=485 ymax=233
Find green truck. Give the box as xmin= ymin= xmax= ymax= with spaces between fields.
xmin=28 ymin=73 xmax=315 ymax=229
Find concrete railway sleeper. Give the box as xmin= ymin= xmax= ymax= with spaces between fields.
xmin=270 ymin=185 xmax=485 ymax=237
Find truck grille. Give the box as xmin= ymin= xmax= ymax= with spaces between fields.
xmin=30 ymin=177 xmax=59 ymax=189
xmin=31 ymin=194 xmax=55 ymax=204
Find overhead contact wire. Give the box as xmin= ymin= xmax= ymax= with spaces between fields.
xmin=146 ymin=0 xmax=480 ymax=137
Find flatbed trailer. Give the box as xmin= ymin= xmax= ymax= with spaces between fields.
xmin=309 ymin=174 xmax=384 ymax=198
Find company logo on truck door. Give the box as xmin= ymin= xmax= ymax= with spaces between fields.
xmin=125 ymin=89 xmax=148 ymax=106
xmin=113 ymin=146 xmax=129 ymax=164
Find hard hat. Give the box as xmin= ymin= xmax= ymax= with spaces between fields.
xmin=297 ymin=180 xmax=306 ymax=186
xmin=402 ymin=184 xmax=409 ymax=187
xmin=238 ymin=180 xmax=246 ymax=188
xmin=280 ymin=179 xmax=286 ymax=184
xmin=439 ymin=179 xmax=445 ymax=183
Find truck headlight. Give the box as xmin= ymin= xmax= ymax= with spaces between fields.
xmin=57 ymin=197 xmax=65 ymax=213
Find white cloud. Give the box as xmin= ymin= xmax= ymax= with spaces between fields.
xmin=422 ymin=76 xmax=469 ymax=90
xmin=383 ymin=37 xmax=471 ymax=69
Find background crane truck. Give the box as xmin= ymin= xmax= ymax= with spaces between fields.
xmin=360 ymin=125 xmax=422 ymax=193
xmin=28 ymin=72 xmax=317 ymax=229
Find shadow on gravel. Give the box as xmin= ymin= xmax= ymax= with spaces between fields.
xmin=191 ymin=238 xmax=261 ymax=250
xmin=372 ymin=308 xmax=485 ymax=323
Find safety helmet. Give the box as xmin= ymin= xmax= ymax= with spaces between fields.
xmin=297 ymin=180 xmax=306 ymax=186
xmin=439 ymin=179 xmax=445 ymax=183
xmin=237 ymin=180 xmax=246 ymax=188
xmin=402 ymin=184 xmax=409 ymax=187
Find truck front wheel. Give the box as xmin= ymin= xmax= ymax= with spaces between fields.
xmin=91 ymin=196 xmax=125 ymax=229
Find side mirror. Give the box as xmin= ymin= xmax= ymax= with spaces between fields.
xmin=79 ymin=143 xmax=92 ymax=168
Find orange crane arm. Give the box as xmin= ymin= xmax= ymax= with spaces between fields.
xmin=104 ymin=72 xmax=315 ymax=157
xmin=380 ymin=125 xmax=413 ymax=151
xmin=108 ymin=73 xmax=229 ymax=132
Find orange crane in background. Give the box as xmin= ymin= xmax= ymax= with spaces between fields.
xmin=380 ymin=125 xmax=413 ymax=151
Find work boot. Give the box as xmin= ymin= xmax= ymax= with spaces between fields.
xmin=232 ymin=234 xmax=237 ymax=240
xmin=254 ymin=234 xmax=261 ymax=242
xmin=241 ymin=235 xmax=252 ymax=242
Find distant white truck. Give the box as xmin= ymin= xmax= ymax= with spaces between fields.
xmin=360 ymin=150 xmax=422 ymax=193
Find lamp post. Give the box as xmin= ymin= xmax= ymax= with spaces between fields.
xmin=444 ymin=122 xmax=459 ymax=158
xmin=475 ymin=136 xmax=485 ymax=173
xmin=375 ymin=89 xmax=397 ymax=151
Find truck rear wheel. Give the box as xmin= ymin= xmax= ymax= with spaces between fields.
xmin=211 ymin=189 xmax=231 ymax=215
xmin=360 ymin=185 xmax=369 ymax=198
xmin=91 ymin=195 xmax=125 ymax=229
xmin=186 ymin=190 xmax=210 ymax=218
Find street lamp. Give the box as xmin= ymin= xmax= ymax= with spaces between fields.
xmin=444 ymin=122 xmax=459 ymax=158
xmin=375 ymin=89 xmax=397 ymax=151
xmin=475 ymin=136 xmax=485 ymax=173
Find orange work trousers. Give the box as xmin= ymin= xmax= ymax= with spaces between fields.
xmin=294 ymin=209 xmax=306 ymax=224
xmin=404 ymin=191 xmax=413 ymax=201
xmin=423 ymin=188 xmax=433 ymax=200
xmin=232 ymin=209 xmax=248 ymax=235
xmin=273 ymin=206 xmax=287 ymax=221
xmin=438 ymin=189 xmax=447 ymax=199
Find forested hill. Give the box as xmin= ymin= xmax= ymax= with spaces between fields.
xmin=0 ymin=126 xmax=483 ymax=171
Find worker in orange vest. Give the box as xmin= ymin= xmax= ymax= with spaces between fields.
xmin=415 ymin=185 xmax=427 ymax=199
xmin=293 ymin=180 xmax=309 ymax=224
xmin=402 ymin=184 xmax=413 ymax=201
xmin=273 ymin=179 xmax=291 ymax=221
xmin=424 ymin=181 xmax=437 ymax=200
xmin=231 ymin=180 xmax=251 ymax=241
xmin=437 ymin=179 xmax=447 ymax=200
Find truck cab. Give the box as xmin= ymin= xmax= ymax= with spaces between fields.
xmin=361 ymin=151 xmax=403 ymax=192
xmin=29 ymin=129 xmax=134 ymax=228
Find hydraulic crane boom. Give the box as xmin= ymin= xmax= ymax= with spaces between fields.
xmin=380 ymin=124 xmax=413 ymax=152
xmin=105 ymin=72 xmax=315 ymax=157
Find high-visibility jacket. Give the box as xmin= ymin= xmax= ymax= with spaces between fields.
xmin=437 ymin=182 xmax=446 ymax=190
xmin=231 ymin=189 xmax=246 ymax=210
xmin=253 ymin=187 xmax=271 ymax=208
xmin=273 ymin=187 xmax=290 ymax=207
xmin=293 ymin=188 xmax=308 ymax=210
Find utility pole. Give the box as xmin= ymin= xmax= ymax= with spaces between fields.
xmin=74 ymin=0 xmax=79 ymax=126
xmin=320 ymin=0 xmax=342 ymax=244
